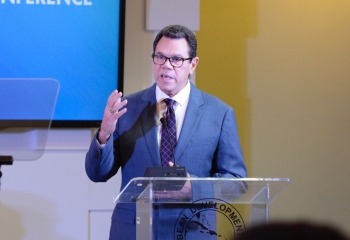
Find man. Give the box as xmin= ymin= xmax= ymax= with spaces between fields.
xmin=85 ymin=25 xmax=247 ymax=240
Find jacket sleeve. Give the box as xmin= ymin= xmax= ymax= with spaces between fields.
xmin=85 ymin=131 xmax=120 ymax=182
xmin=211 ymin=107 xmax=247 ymax=178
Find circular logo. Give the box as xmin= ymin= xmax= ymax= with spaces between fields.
xmin=174 ymin=198 xmax=246 ymax=239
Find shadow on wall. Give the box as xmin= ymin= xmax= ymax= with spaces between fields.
xmin=0 ymin=204 xmax=24 ymax=240
xmin=0 ymin=190 xmax=73 ymax=240
xmin=197 ymin=0 xmax=258 ymax=174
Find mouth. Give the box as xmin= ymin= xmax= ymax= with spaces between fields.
xmin=160 ymin=74 xmax=174 ymax=80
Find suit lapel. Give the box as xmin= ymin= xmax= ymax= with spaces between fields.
xmin=175 ymin=84 xmax=204 ymax=164
xmin=139 ymin=84 xmax=162 ymax=166
xmin=137 ymin=83 xmax=204 ymax=166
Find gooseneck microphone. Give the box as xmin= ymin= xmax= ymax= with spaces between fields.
xmin=160 ymin=113 xmax=178 ymax=167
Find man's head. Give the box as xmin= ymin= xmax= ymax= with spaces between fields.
xmin=153 ymin=25 xmax=197 ymax=58
xmin=152 ymin=25 xmax=199 ymax=97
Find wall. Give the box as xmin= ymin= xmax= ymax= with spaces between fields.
xmin=0 ymin=1 xmax=148 ymax=240
xmin=123 ymin=1 xmax=154 ymax=94
xmin=198 ymin=0 xmax=350 ymax=236
xmin=1 ymin=0 xmax=350 ymax=239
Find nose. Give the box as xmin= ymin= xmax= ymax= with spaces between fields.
xmin=162 ymin=58 xmax=173 ymax=68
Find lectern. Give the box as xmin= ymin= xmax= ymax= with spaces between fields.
xmin=114 ymin=177 xmax=290 ymax=240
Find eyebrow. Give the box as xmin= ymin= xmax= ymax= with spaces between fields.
xmin=155 ymin=52 xmax=184 ymax=58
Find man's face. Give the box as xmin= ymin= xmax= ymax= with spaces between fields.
xmin=153 ymin=37 xmax=199 ymax=97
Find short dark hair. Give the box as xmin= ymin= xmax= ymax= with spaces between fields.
xmin=153 ymin=25 xmax=197 ymax=58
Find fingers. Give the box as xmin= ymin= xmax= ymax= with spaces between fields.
xmin=110 ymin=100 xmax=128 ymax=118
xmin=153 ymin=187 xmax=192 ymax=199
xmin=108 ymin=90 xmax=127 ymax=119
xmin=109 ymin=91 xmax=127 ymax=114
xmin=109 ymin=89 xmax=123 ymax=101
xmin=100 ymin=90 xmax=128 ymax=137
xmin=108 ymin=90 xmax=123 ymax=108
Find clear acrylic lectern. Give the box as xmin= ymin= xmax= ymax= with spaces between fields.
xmin=114 ymin=177 xmax=290 ymax=240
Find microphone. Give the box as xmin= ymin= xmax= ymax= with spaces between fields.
xmin=160 ymin=113 xmax=178 ymax=167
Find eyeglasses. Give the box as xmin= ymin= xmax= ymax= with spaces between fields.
xmin=152 ymin=53 xmax=192 ymax=68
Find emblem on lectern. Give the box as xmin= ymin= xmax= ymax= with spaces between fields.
xmin=174 ymin=198 xmax=246 ymax=240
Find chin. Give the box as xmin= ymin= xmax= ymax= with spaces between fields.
xmin=158 ymin=83 xmax=173 ymax=90
xmin=162 ymin=89 xmax=176 ymax=97
xmin=162 ymin=88 xmax=174 ymax=95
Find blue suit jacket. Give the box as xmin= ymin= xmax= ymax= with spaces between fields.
xmin=85 ymin=83 xmax=247 ymax=240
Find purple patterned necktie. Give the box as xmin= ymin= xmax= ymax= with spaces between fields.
xmin=160 ymin=98 xmax=177 ymax=166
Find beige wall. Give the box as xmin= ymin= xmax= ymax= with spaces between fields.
xmin=197 ymin=0 xmax=350 ymax=235
xmin=123 ymin=1 xmax=154 ymax=94
xmin=251 ymin=0 xmax=350 ymax=232
xmin=125 ymin=0 xmax=350 ymax=236
xmin=196 ymin=0 xmax=257 ymax=173
xmin=2 ymin=1 xmax=348 ymax=239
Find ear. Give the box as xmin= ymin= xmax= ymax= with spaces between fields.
xmin=189 ymin=57 xmax=199 ymax=74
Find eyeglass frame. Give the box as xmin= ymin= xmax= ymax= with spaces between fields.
xmin=151 ymin=53 xmax=193 ymax=68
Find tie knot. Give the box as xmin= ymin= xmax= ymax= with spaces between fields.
xmin=163 ymin=98 xmax=175 ymax=108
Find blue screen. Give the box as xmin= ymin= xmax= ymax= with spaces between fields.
xmin=0 ymin=0 xmax=122 ymax=125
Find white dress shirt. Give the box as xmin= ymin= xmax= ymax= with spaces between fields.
xmin=156 ymin=80 xmax=191 ymax=148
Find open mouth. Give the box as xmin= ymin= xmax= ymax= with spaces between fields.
xmin=161 ymin=74 xmax=174 ymax=80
